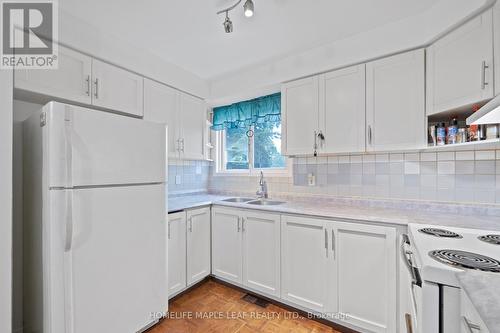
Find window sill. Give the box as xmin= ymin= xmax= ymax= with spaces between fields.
xmin=214 ymin=168 xmax=291 ymax=177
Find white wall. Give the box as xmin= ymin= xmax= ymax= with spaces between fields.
xmin=12 ymin=101 xmax=43 ymax=333
xmin=1 ymin=69 xmax=13 ymax=333
xmin=57 ymin=9 xmax=209 ymax=99
xmin=208 ymin=0 xmax=493 ymax=106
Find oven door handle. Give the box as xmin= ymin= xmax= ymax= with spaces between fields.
xmin=401 ymin=234 xmax=422 ymax=288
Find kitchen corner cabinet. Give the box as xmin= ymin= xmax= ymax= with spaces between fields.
xmin=167 ymin=211 xmax=187 ymax=296
xmin=366 ymin=49 xmax=425 ymax=151
xmin=319 ymin=64 xmax=366 ymax=154
xmin=427 ymin=10 xmax=494 ymax=115
xmin=91 ymin=59 xmax=144 ymax=117
xmin=144 ymin=78 xmax=206 ymax=160
xmin=14 ymin=45 xmax=93 ymax=105
xmin=281 ymin=76 xmax=319 ymax=156
xmin=186 ymin=207 xmax=211 ymax=286
xmin=211 ymin=207 xmax=281 ymax=297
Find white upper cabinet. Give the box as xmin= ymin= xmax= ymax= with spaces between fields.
xmin=143 ymin=79 xmax=180 ymax=158
xmin=366 ymin=49 xmax=425 ymax=151
xmin=242 ymin=211 xmax=280 ymax=297
xmin=14 ymin=45 xmax=92 ymax=104
xmin=168 ymin=212 xmax=187 ymax=297
xmin=333 ymin=221 xmax=397 ymax=333
xmin=427 ymin=10 xmax=494 ymax=115
xmin=281 ymin=215 xmax=331 ymax=313
xmin=91 ymin=59 xmax=144 ymax=117
xmin=178 ymin=93 xmax=206 ymax=160
xmin=186 ymin=207 xmax=211 ymax=286
xmin=282 ymin=76 xmax=319 ymax=156
xmin=211 ymin=207 xmax=243 ymax=284
xmin=319 ymin=64 xmax=366 ymax=154
xmin=494 ymin=5 xmax=500 ymax=95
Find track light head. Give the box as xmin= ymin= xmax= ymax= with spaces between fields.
xmin=243 ymin=0 xmax=254 ymax=17
xmin=223 ymin=12 xmax=233 ymax=33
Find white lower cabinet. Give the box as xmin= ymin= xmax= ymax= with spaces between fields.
xmin=281 ymin=215 xmax=397 ymax=332
xmin=242 ymin=211 xmax=281 ymax=297
xmin=212 ymin=207 xmax=243 ymax=283
xmin=212 ymin=207 xmax=281 ymax=297
xmin=334 ymin=221 xmax=397 ymax=333
xmin=186 ymin=208 xmax=211 ymax=286
xmin=168 ymin=207 xmax=211 ymax=298
xmin=281 ymin=215 xmax=332 ymax=313
xmin=167 ymin=211 xmax=187 ymax=296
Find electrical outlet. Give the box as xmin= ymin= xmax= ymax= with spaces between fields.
xmin=175 ymin=175 xmax=182 ymax=185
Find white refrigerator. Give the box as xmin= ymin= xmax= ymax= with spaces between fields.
xmin=23 ymin=102 xmax=168 ymax=333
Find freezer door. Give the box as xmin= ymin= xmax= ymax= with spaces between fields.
xmin=46 ymin=102 xmax=166 ymax=187
xmin=51 ymin=185 xmax=167 ymax=333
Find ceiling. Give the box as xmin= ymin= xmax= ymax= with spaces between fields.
xmin=60 ymin=0 xmax=440 ymax=80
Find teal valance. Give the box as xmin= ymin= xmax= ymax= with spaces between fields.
xmin=212 ymin=93 xmax=281 ymax=131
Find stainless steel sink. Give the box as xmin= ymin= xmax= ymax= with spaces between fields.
xmin=222 ymin=197 xmax=255 ymax=203
xmin=247 ymin=199 xmax=286 ymax=206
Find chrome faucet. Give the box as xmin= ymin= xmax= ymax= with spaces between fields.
xmin=256 ymin=171 xmax=268 ymax=199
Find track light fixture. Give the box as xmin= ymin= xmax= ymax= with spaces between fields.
xmin=216 ymin=0 xmax=254 ymax=33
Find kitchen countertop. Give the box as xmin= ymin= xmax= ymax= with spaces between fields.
xmin=457 ymin=270 xmax=500 ymax=333
xmin=168 ymin=193 xmax=500 ymax=231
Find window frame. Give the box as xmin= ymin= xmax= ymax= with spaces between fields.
xmin=215 ymin=124 xmax=291 ymax=177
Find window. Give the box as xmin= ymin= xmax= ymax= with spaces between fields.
xmin=218 ymin=121 xmax=287 ymax=173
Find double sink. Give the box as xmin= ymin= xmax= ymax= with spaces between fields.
xmin=222 ymin=197 xmax=286 ymax=206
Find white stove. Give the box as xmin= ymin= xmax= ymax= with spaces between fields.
xmin=402 ymin=224 xmax=500 ymax=333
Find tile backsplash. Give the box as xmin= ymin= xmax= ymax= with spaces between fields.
xmin=168 ymin=160 xmax=211 ymax=195
xmin=209 ymin=150 xmax=500 ymax=205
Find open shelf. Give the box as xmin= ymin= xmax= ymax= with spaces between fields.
xmin=423 ymin=138 xmax=500 ymax=152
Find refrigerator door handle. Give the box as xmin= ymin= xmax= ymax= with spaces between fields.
xmin=65 ymin=190 xmax=74 ymax=251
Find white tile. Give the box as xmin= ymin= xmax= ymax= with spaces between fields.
xmin=328 ymin=156 xmax=338 ymax=164
xmin=475 ymin=150 xmax=495 ymax=160
xmin=350 ymin=155 xmax=362 ymax=163
xmin=456 ymin=151 xmax=474 ymax=161
xmin=404 ymin=162 xmax=420 ymax=174
xmin=375 ymin=154 xmax=389 ymax=162
xmin=390 ymin=153 xmax=404 ymax=162
xmin=496 ymin=150 xmax=500 ymax=160
xmin=362 ymin=154 xmax=375 ymax=163
xmin=338 ymin=155 xmax=350 ymax=163
xmin=420 ymin=152 xmax=436 ymax=161
xmin=317 ymin=156 xmax=328 ymax=164
xmin=437 ymin=152 xmax=455 ymax=161
xmin=437 ymin=161 xmax=455 ymax=175
xmin=307 ymin=157 xmax=317 ymax=164
xmin=404 ymin=153 xmax=419 ymax=161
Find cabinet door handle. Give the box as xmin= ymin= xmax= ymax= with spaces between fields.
xmin=481 ymin=61 xmax=489 ymax=90
xmin=237 ymin=217 xmax=241 ymax=232
xmin=94 ymin=78 xmax=99 ymax=99
xmin=462 ymin=316 xmax=481 ymax=333
xmin=241 ymin=218 xmax=245 ymax=232
xmin=168 ymin=221 xmax=171 ymax=239
xmin=85 ymin=75 xmax=90 ymax=96
xmin=368 ymin=125 xmax=372 ymax=145
xmin=188 ymin=217 xmax=193 ymax=232
xmin=331 ymin=229 xmax=336 ymax=259
xmin=324 ymin=229 xmax=328 ymax=258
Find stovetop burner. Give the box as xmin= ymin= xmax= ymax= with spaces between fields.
xmin=418 ymin=228 xmax=462 ymax=238
xmin=429 ymin=249 xmax=500 ymax=272
xmin=478 ymin=235 xmax=500 ymax=245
